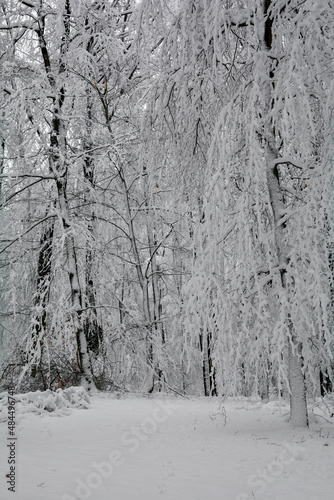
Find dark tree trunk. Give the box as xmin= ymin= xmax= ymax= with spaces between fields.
xmin=82 ymin=89 xmax=104 ymax=355
xmin=199 ymin=329 xmax=216 ymax=396
xmin=320 ymin=370 xmax=333 ymax=396
xmin=207 ymin=331 xmax=217 ymax=396
xmin=30 ymin=217 xmax=54 ymax=377
xmin=83 ymin=247 xmax=103 ymax=354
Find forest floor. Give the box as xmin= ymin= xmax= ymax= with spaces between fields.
xmin=0 ymin=392 xmax=333 ymax=500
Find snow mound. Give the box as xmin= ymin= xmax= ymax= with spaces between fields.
xmin=0 ymin=386 xmax=91 ymax=420
xmin=312 ymin=393 xmax=334 ymax=423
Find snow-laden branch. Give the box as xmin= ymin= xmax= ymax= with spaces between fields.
xmin=0 ymin=24 xmax=36 ymax=30
xmin=270 ymin=157 xmax=305 ymax=170
xmin=19 ymin=0 xmax=37 ymax=8
xmin=0 ymin=174 xmax=54 ymax=180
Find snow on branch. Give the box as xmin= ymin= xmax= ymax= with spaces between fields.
xmin=271 ymin=157 xmax=305 ymax=171
xmin=19 ymin=0 xmax=37 ymax=8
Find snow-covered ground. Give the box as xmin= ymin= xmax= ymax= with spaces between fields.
xmin=1 ymin=391 xmax=333 ymax=500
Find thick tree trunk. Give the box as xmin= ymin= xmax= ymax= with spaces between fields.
xmin=57 ymin=180 xmax=96 ymax=391
xmin=263 ymin=0 xmax=308 ymax=426
xmin=265 ymin=145 xmax=308 ymax=426
xmin=288 ymin=344 xmax=308 ymax=427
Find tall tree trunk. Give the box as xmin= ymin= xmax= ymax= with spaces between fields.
xmin=56 ymin=178 xmax=95 ymax=390
xmin=29 ymin=217 xmax=54 ymax=379
xmin=288 ymin=343 xmax=308 ymax=425
xmin=199 ymin=329 xmax=217 ymax=397
xmin=207 ymin=331 xmax=217 ymax=396
xmin=36 ymin=0 xmax=96 ymax=391
xmin=149 ymin=249 xmax=166 ymax=392
xmin=84 ymin=240 xmax=103 ymax=354
xmin=83 ymin=92 xmax=103 ymax=355
xmin=144 ymin=190 xmax=166 ymax=392
xmin=199 ymin=329 xmax=210 ymax=396
xmin=263 ymin=0 xmax=308 ymax=426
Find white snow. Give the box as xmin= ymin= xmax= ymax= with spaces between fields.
xmin=1 ymin=392 xmax=334 ymax=500
xmin=0 ymin=388 xmax=91 ymax=420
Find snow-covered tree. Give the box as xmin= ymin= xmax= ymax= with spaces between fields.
xmin=186 ymin=0 xmax=334 ymax=425
xmin=1 ymin=0 xmax=333 ymax=420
